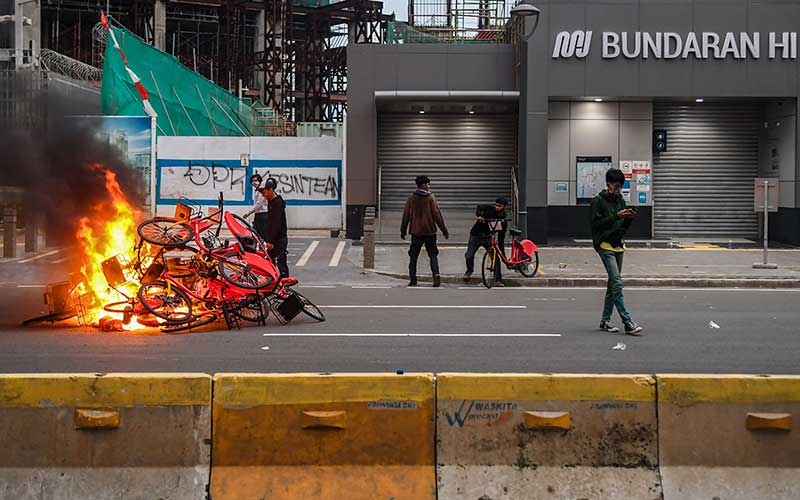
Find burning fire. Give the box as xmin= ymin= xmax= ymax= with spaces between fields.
xmin=75 ymin=165 xmax=146 ymax=330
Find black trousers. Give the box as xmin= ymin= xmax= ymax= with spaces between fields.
xmin=465 ymin=234 xmax=503 ymax=280
xmin=269 ymin=237 xmax=290 ymax=278
xmin=408 ymin=235 xmax=440 ymax=280
xmin=253 ymin=213 xmax=269 ymax=243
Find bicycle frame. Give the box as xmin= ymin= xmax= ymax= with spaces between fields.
xmin=486 ymin=219 xmax=539 ymax=270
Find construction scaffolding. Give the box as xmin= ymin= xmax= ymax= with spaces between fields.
xmin=37 ymin=0 xmax=391 ymax=125
xmin=408 ymin=0 xmax=515 ymax=41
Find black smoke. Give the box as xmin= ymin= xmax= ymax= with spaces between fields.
xmin=0 ymin=81 xmax=146 ymax=243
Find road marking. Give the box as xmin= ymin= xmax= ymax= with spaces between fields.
xmin=319 ymin=305 xmax=526 ymax=309
xmin=17 ymin=284 xmax=47 ymax=288
xmin=295 ymin=240 xmax=319 ymax=267
xmin=51 ymin=256 xmax=71 ymax=264
xmin=329 ymin=241 xmax=346 ymax=267
xmin=263 ymin=333 xmax=560 ymax=337
xmin=352 ymin=286 xmax=391 ymax=289
xmin=17 ymin=249 xmax=61 ymax=264
xmin=299 ymin=285 xmax=337 ymax=289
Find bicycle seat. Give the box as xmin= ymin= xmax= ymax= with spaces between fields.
xmin=509 ymin=228 xmax=523 ymax=237
xmin=280 ymin=277 xmax=298 ymax=287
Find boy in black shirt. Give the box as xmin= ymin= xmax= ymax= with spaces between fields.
xmin=258 ymin=178 xmax=290 ymax=278
xmin=464 ymin=198 xmax=508 ymax=285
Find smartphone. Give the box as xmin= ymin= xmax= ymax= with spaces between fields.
xmin=629 ymin=206 xmax=638 ymax=213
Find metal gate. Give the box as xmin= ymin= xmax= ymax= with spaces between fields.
xmin=377 ymin=113 xmax=516 ymax=210
xmin=653 ymin=102 xmax=760 ymax=239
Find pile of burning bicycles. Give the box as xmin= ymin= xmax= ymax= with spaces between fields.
xmin=30 ymin=196 xmax=325 ymax=333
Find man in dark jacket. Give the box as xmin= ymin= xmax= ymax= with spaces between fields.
xmin=259 ymin=178 xmax=290 ymax=278
xmin=590 ymin=168 xmax=643 ymax=336
xmin=401 ymin=175 xmax=449 ymax=287
xmin=464 ymin=198 xmax=508 ymax=285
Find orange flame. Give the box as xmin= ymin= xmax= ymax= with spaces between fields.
xmin=75 ymin=165 xmax=146 ymax=330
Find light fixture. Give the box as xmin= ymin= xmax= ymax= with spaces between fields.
xmin=695 ymin=98 xmax=704 ymax=103
xmin=594 ymin=98 xmax=603 ymax=102
xmin=510 ymin=0 xmax=541 ymax=40
xmin=419 ymin=110 xmax=425 ymax=114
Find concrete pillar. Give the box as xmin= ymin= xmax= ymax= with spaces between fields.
xmin=363 ymin=207 xmax=376 ymax=269
xmin=24 ymin=210 xmax=40 ymax=253
xmin=518 ymin=13 xmax=549 ymax=243
xmin=4 ymin=207 xmax=17 ymax=258
xmin=154 ymin=0 xmax=166 ymax=51
xmin=14 ymin=0 xmax=23 ymax=69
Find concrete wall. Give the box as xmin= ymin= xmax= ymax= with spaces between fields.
xmin=157 ymin=136 xmax=343 ymax=229
xmin=548 ymin=101 xmax=652 ymax=206
xmin=346 ymin=44 xmax=516 ymax=207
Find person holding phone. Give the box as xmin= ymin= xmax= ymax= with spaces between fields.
xmin=590 ymin=168 xmax=643 ymax=336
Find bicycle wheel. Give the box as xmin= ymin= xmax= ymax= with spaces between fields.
xmin=217 ymin=254 xmax=273 ymax=290
xmin=293 ymin=291 xmax=325 ymax=322
xmin=138 ymin=218 xmax=194 ymax=248
xmin=232 ymin=295 xmax=270 ymax=323
xmin=161 ymin=312 xmax=218 ymax=333
xmin=137 ymin=280 xmax=193 ymax=323
xmin=481 ymin=249 xmax=497 ymax=289
xmin=517 ymin=251 xmax=540 ymax=278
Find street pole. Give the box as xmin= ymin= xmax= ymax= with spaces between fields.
xmin=753 ymin=179 xmax=777 ymax=270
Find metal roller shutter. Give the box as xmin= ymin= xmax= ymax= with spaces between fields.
xmin=377 ymin=113 xmax=516 ymax=210
xmin=653 ymin=102 xmax=760 ymax=239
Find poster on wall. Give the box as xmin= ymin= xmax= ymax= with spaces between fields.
xmin=71 ymin=115 xmax=155 ymax=209
xmin=577 ymin=156 xmax=613 ymax=204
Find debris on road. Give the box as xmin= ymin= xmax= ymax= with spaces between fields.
xmin=709 ymin=321 xmax=721 ymax=329
xmin=612 ymin=342 xmax=627 ymax=351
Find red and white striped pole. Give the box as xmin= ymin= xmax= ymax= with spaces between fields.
xmin=101 ymin=11 xmax=158 ymax=118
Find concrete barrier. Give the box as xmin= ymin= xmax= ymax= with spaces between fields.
xmin=210 ymin=373 xmax=436 ymax=499
xmin=437 ymin=373 xmax=660 ymax=500
xmin=0 ymin=373 xmax=211 ymax=500
xmin=658 ymin=374 xmax=800 ymax=500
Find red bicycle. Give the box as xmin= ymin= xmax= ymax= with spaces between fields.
xmin=481 ymin=219 xmax=539 ymax=289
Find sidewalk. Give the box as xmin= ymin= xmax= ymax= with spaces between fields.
xmin=369 ymin=243 xmax=800 ymax=288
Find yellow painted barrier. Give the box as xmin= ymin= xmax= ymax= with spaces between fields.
xmin=210 ymin=373 xmax=436 ymax=500
xmin=658 ymin=374 xmax=800 ymax=500
xmin=437 ymin=373 xmax=661 ymax=500
xmin=0 ymin=373 xmax=212 ymax=500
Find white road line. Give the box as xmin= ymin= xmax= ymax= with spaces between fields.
xmin=319 ymin=305 xmax=526 ymax=309
xmin=263 ymin=333 xmax=560 ymax=337
xmin=17 ymin=284 xmax=47 ymax=288
xmin=329 ymin=241 xmax=346 ymax=267
xmin=51 ymin=256 xmax=71 ymax=264
xmin=299 ymin=285 xmax=337 ymax=289
xmin=17 ymin=249 xmax=61 ymax=264
xmin=352 ymin=286 xmax=392 ymax=289
xmin=295 ymin=240 xmax=319 ymax=267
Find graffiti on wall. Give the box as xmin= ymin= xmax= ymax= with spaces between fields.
xmin=157 ymin=161 xmax=342 ymax=205
xmin=159 ymin=162 xmax=248 ymax=202
xmin=254 ymin=167 xmax=340 ymax=201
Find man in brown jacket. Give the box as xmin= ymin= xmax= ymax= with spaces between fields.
xmin=401 ymin=175 xmax=449 ymax=287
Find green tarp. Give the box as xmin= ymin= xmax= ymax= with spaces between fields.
xmin=101 ymin=26 xmax=275 ymax=136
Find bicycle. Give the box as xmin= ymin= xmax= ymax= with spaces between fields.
xmin=225 ymin=212 xmax=325 ymax=323
xmin=481 ymin=219 xmax=539 ymax=289
xmin=137 ymin=195 xmax=274 ymax=291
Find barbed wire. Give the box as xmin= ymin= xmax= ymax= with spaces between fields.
xmin=40 ymin=49 xmax=103 ymax=82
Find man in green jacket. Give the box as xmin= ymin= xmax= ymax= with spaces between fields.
xmin=590 ymin=168 xmax=643 ymax=336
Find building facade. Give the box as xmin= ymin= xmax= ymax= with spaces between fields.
xmin=347 ymin=0 xmax=800 ymax=245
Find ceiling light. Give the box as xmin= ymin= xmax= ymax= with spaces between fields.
xmin=695 ymin=98 xmax=704 ymax=103
xmin=469 ymin=110 xmax=475 ymax=114
xmin=419 ymin=110 xmax=425 ymax=114
xmin=594 ymin=98 xmax=603 ymax=102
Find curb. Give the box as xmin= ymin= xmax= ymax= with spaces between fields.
xmin=368 ymin=270 xmax=800 ymax=288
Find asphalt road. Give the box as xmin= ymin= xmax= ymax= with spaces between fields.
xmin=2 ymin=284 xmax=799 ymax=374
